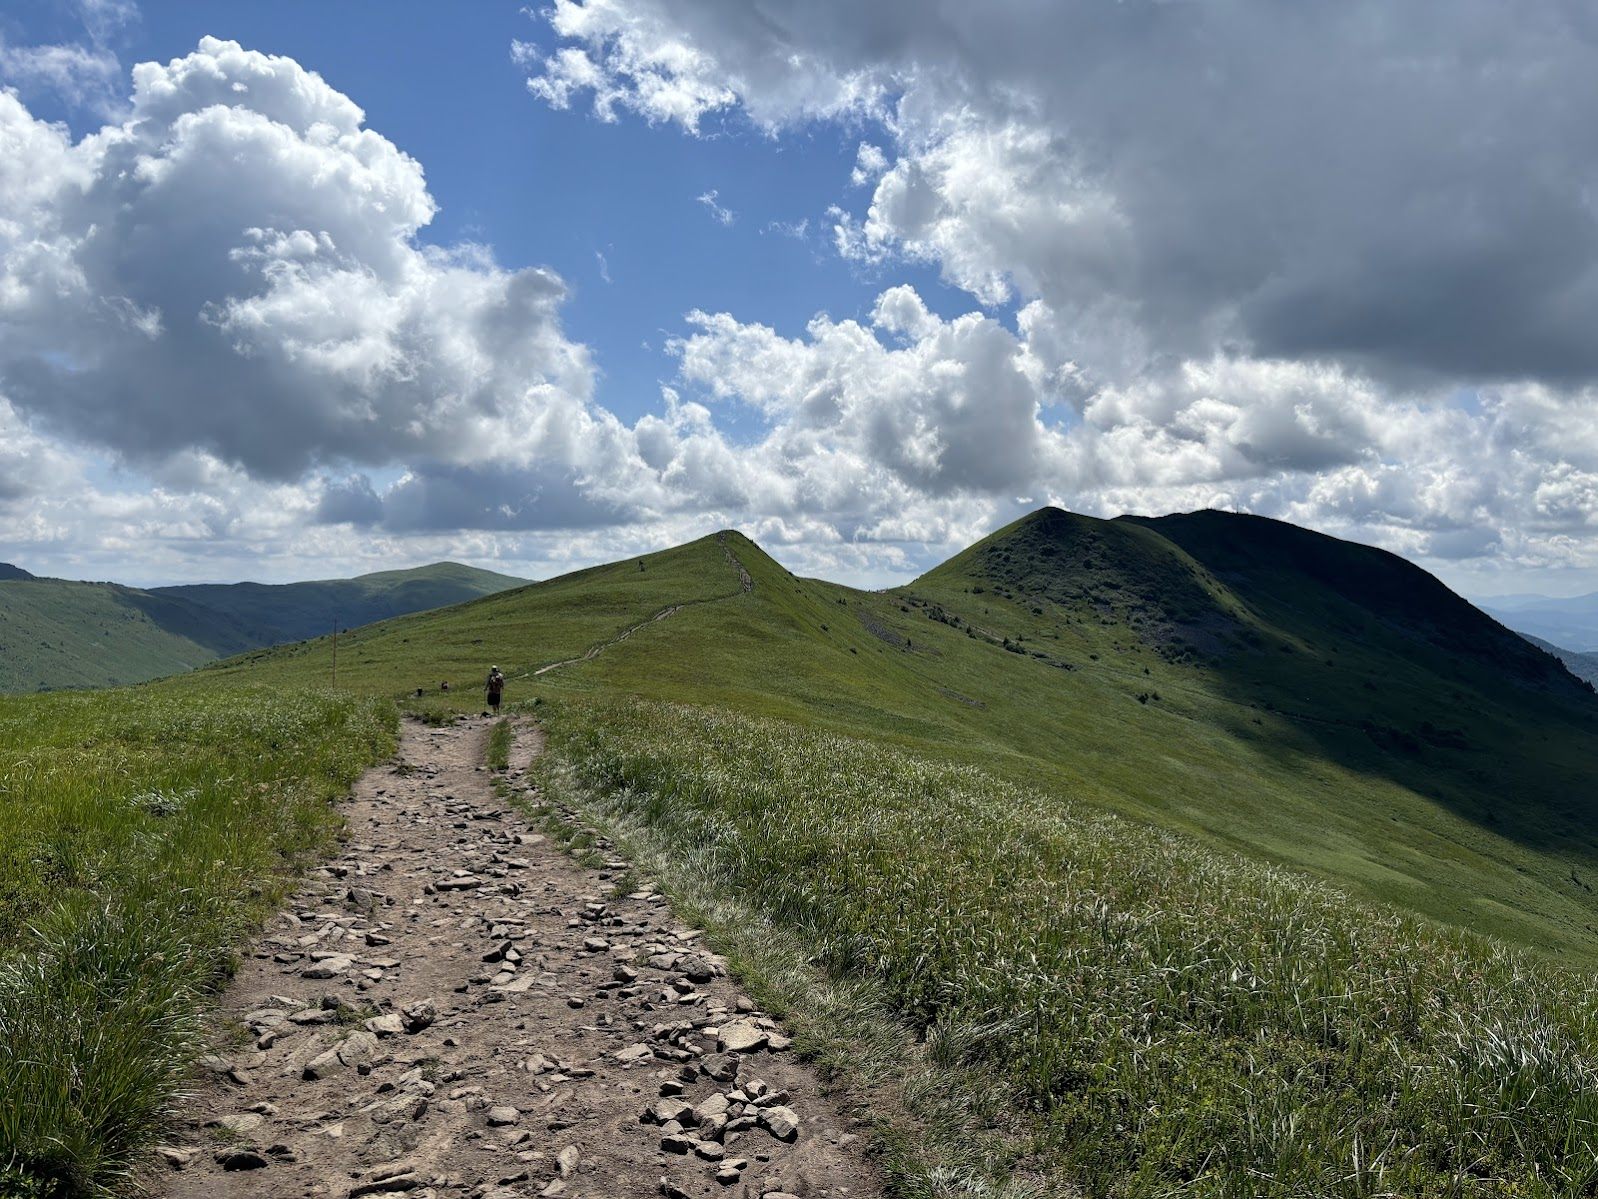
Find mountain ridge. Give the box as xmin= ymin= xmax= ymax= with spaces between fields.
xmin=1481 ymin=589 xmax=1598 ymax=652
xmin=0 ymin=560 xmax=529 ymax=693
xmin=1523 ymin=632 xmax=1598 ymax=686
xmin=185 ymin=507 xmax=1598 ymax=964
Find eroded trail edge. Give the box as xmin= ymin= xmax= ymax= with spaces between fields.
xmin=153 ymin=715 xmax=877 ymax=1199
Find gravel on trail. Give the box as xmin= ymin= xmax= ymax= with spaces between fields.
xmin=150 ymin=714 xmax=880 ymax=1199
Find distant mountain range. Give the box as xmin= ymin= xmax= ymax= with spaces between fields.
xmin=1521 ymin=633 xmax=1598 ymax=686
xmin=1481 ymin=592 xmax=1598 ymax=653
xmin=0 ymin=561 xmax=528 ymax=693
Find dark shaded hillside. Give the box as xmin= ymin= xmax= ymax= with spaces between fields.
xmin=0 ymin=561 xmax=528 ymax=693
xmin=1127 ymin=509 xmax=1584 ymax=696
xmin=1524 ymin=633 xmax=1598 ymax=686
xmin=156 ymin=561 xmax=527 ymax=645
xmin=909 ymin=507 xmax=1598 ymax=860
xmin=947 ymin=506 xmax=1250 ymax=662
xmin=0 ymin=563 xmax=35 ymax=580
xmin=0 ymin=580 xmax=259 ymax=692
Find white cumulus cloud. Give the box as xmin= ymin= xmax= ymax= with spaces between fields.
xmin=0 ymin=37 xmax=597 ymax=494
xmin=520 ymin=0 xmax=1598 ymax=588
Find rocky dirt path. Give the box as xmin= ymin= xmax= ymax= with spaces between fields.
xmin=150 ymin=715 xmax=879 ymax=1199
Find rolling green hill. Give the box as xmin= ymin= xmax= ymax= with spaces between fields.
xmin=20 ymin=510 xmax=1598 ymax=1197
xmin=0 ymin=580 xmax=262 ymax=693
xmin=154 ymin=560 xmax=528 ymax=646
xmin=0 ymin=561 xmax=528 ymax=693
xmin=192 ymin=511 xmax=1598 ymax=961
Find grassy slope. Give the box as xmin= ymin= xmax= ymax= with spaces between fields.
xmin=185 ymin=535 xmax=744 ymax=702
xmin=0 ymin=581 xmax=259 ymax=693
xmin=905 ymin=509 xmax=1598 ymax=960
xmin=0 ymin=563 xmax=528 ymax=695
xmin=203 ymin=519 xmax=1598 ymax=962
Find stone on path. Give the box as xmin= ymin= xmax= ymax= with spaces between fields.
xmin=716 ymin=1019 xmax=768 ymax=1053
xmin=761 ymin=1105 xmax=802 ymax=1142
xmin=365 ymin=1012 xmax=405 ymax=1036
xmin=401 ymin=998 xmax=436 ymax=1032
xmin=216 ymin=1149 xmax=268 ymax=1171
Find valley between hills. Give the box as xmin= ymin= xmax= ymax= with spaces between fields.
xmin=7 ymin=508 xmax=1598 ymax=1198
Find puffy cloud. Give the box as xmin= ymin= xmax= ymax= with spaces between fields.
xmin=0 ymin=37 xmax=596 ymax=489
xmin=671 ymin=288 xmax=1054 ymax=499
xmin=0 ymin=396 xmax=81 ymax=503
xmin=517 ymin=0 xmax=887 ymax=131
xmin=526 ymin=0 xmax=1598 ymax=386
xmin=517 ymin=0 xmax=1598 ymax=586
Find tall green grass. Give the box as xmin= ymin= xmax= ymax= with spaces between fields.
xmin=486 ymin=719 xmax=512 ymax=772
xmin=0 ymin=686 xmax=395 ymax=1197
xmin=545 ymin=697 xmax=1598 ymax=1197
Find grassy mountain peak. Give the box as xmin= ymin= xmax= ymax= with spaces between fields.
xmin=1129 ymin=508 xmax=1581 ymax=694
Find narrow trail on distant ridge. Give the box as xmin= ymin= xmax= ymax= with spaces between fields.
xmin=149 ymin=712 xmax=876 ymax=1199
xmin=532 ymin=533 xmax=753 ymax=679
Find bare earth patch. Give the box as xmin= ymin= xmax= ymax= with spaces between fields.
xmin=148 ymin=715 xmax=880 ymax=1199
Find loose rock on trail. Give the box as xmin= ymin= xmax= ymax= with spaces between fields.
xmin=152 ymin=715 xmax=880 ymax=1199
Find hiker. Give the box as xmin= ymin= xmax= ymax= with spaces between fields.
xmin=485 ymin=665 xmax=505 ymax=714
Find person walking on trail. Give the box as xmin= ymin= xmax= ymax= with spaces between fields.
xmin=485 ymin=665 xmax=505 ymax=715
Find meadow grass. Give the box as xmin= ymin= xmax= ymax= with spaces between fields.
xmin=540 ymin=695 xmax=1598 ymax=1197
xmin=13 ymin=521 xmax=1598 ymax=1196
xmin=485 ymin=718 xmax=512 ymax=771
xmin=0 ymin=685 xmax=395 ymax=1197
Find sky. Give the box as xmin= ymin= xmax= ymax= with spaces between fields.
xmin=3 ymin=2 xmax=1598 ymax=598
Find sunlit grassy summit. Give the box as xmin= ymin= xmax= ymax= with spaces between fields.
xmin=9 ymin=510 xmax=1598 ymax=1196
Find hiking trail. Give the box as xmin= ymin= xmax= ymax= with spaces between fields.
xmin=149 ymin=714 xmax=877 ymax=1199
xmin=533 ymin=533 xmax=753 ymax=679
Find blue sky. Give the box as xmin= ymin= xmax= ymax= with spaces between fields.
xmin=13 ymin=1 xmax=964 ymax=424
xmin=4 ymin=0 xmax=1598 ymax=601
